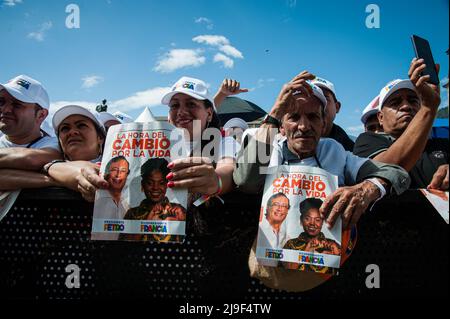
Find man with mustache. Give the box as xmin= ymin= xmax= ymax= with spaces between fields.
xmin=258 ymin=193 xmax=291 ymax=249
xmin=234 ymin=70 xmax=410 ymax=232
xmin=0 ymin=75 xmax=61 ymax=191
xmin=282 ymin=198 xmax=340 ymax=273
xmin=354 ymin=59 xmax=448 ymax=191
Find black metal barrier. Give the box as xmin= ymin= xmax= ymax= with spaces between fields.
xmin=0 ymin=188 xmax=448 ymax=300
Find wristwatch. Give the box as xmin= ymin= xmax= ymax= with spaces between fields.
xmin=262 ymin=114 xmax=280 ymax=128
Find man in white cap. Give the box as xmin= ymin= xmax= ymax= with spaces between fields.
xmin=360 ymin=95 xmax=382 ymax=133
xmin=98 ymin=112 xmax=121 ymax=133
xmin=235 ymin=70 xmax=410 ymax=230
xmin=311 ymin=76 xmax=354 ymax=151
xmin=354 ymin=58 xmax=448 ymax=190
xmin=98 ymin=111 xmax=134 ymax=134
xmin=113 ymin=111 xmax=133 ymax=124
xmin=0 ymin=75 xmax=61 ymax=190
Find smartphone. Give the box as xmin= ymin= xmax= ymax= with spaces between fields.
xmin=411 ymin=35 xmax=440 ymax=85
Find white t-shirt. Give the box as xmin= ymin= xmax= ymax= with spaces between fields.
xmin=0 ymin=134 xmax=60 ymax=151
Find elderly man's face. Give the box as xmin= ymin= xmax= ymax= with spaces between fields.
xmin=281 ymin=97 xmax=325 ymax=159
xmin=107 ymin=159 xmax=129 ymax=192
xmin=267 ymin=196 xmax=289 ymax=225
xmin=301 ymin=208 xmax=323 ymax=237
xmin=378 ymin=89 xmax=420 ymax=138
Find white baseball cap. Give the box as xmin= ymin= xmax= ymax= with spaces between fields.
xmin=113 ymin=111 xmax=134 ymax=123
xmin=223 ymin=117 xmax=249 ymax=131
xmin=161 ymin=76 xmax=216 ymax=110
xmin=378 ymin=79 xmax=416 ymax=109
xmin=0 ymin=74 xmax=50 ymax=109
xmin=98 ymin=112 xmax=120 ymax=126
xmin=293 ymin=81 xmax=328 ymax=110
xmin=311 ymin=76 xmax=336 ymax=98
xmin=361 ymin=95 xmax=380 ymax=124
xmin=52 ymin=105 xmax=105 ymax=135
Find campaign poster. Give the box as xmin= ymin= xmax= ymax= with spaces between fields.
xmin=91 ymin=121 xmax=188 ymax=243
xmin=255 ymin=165 xmax=341 ymax=274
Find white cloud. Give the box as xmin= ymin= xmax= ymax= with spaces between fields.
xmin=195 ymin=17 xmax=213 ymax=30
xmin=286 ymin=0 xmax=297 ymax=8
xmin=110 ymin=86 xmax=171 ymax=111
xmin=50 ymin=86 xmax=171 ymax=116
xmin=81 ymin=75 xmax=104 ymax=89
xmin=154 ymin=49 xmax=205 ymax=73
xmin=27 ymin=21 xmax=52 ymax=42
xmin=49 ymin=101 xmax=98 ymax=116
xmin=192 ymin=35 xmax=229 ymax=47
xmin=219 ymin=44 xmax=244 ymax=59
xmin=346 ymin=125 xmax=364 ymax=134
xmin=258 ymin=78 xmax=275 ymax=87
xmin=213 ymin=53 xmax=234 ymax=68
xmin=3 ymin=0 xmax=22 ymax=7
xmin=249 ymin=78 xmax=276 ymax=91
xmin=191 ymin=34 xmax=244 ymax=69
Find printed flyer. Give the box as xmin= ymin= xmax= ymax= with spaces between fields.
xmin=91 ymin=121 xmax=188 ymax=243
xmin=256 ymin=165 xmax=341 ymax=274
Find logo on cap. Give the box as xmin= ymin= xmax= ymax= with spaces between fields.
xmin=385 ymin=80 xmax=400 ymax=92
xmin=314 ymin=77 xmax=327 ymax=84
xmin=182 ymin=81 xmax=195 ymax=90
xmin=15 ymin=79 xmax=31 ymax=90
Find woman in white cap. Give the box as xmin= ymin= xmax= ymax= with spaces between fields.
xmin=161 ymin=76 xmax=237 ymax=204
xmin=76 ymin=77 xmax=237 ymax=210
xmin=42 ymin=104 xmax=106 ymax=191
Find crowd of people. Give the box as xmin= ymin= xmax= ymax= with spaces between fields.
xmin=0 ymin=57 xmax=448 ymax=289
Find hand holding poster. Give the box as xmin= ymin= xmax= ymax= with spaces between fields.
xmin=91 ymin=121 xmax=188 ymax=242
xmin=256 ymin=165 xmax=341 ymax=274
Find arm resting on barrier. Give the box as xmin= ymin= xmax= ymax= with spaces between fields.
xmin=356 ymin=160 xmax=411 ymax=195
xmin=0 ymin=147 xmax=62 ymax=171
xmin=47 ymin=161 xmax=98 ymax=192
xmin=0 ymin=168 xmax=59 ymax=190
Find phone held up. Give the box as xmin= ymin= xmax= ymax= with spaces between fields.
xmin=411 ymin=34 xmax=440 ymax=85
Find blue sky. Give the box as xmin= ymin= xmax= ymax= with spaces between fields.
xmin=0 ymin=0 xmax=448 ymax=135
